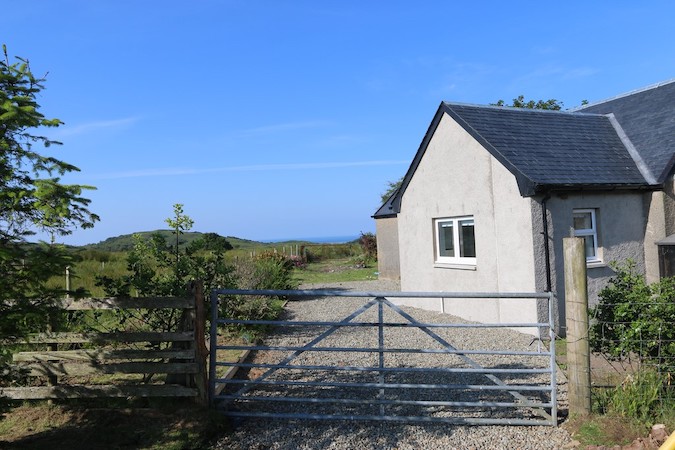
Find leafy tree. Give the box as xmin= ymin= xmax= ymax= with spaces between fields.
xmin=95 ymin=204 xmax=236 ymax=299
xmin=493 ymin=95 xmax=564 ymax=110
xmin=1 ymin=46 xmax=98 ymax=327
xmin=1 ymin=46 xmax=98 ymax=383
xmin=380 ymin=176 xmax=403 ymax=204
xmin=95 ymin=204 xmax=236 ymax=334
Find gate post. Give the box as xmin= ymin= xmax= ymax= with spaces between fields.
xmin=563 ymin=237 xmax=591 ymax=416
xmin=192 ymin=281 xmax=208 ymax=406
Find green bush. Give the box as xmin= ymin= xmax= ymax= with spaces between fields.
xmin=234 ymin=251 xmax=298 ymax=291
xmin=358 ymin=232 xmax=377 ymax=261
xmin=589 ymin=260 xmax=675 ymax=421
xmin=590 ymin=261 xmax=675 ymax=370
xmin=223 ymin=252 xmax=298 ymax=339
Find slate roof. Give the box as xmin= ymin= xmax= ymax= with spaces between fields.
xmin=444 ymin=104 xmax=648 ymax=196
xmin=374 ymin=80 xmax=674 ymax=218
xmin=575 ymin=79 xmax=675 ymax=183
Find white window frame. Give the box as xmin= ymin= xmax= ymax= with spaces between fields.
xmin=434 ymin=216 xmax=476 ymax=265
xmin=572 ymin=209 xmax=601 ymax=263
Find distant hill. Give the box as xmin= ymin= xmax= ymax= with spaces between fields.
xmin=80 ymin=231 xmax=321 ymax=252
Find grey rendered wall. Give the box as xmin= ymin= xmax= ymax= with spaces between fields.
xmin=644 ymin=174 xmax=675 ymax=282
xmin=643 ymin=190 xmax=667 ymax=283
xmin=396 ymin=113 xmax=539 ymax=326
xmin=545 ymin=191 xmax=648 ymax=319
xmin=375 ymin=216 xmax=400 ymax=280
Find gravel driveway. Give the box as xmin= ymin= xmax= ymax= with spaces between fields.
xmin=211 ymin=280 xmax=574 ymax=450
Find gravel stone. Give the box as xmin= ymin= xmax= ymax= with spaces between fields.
xmin=211 ymin=280 xmax=574 ymax=449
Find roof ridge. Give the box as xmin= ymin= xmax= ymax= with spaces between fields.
xmin=443 ymin=101 xmax=589 ymax=115
xmin=570 ymin=78 xmax=675 ymax=111
xmin=605 ymin=113 xmax=658 ymax=184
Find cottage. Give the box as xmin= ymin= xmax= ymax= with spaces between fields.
xmin=373 ymin=80 xmax=675 ymax=333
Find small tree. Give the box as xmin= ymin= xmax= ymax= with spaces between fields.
xmin=96 ymin=204 xmax=236 ymax=335
xmin=380 ymin=176 xmax=403 ymax=204
xmin=0 ymin=45 xmax=98 ymax=326
xmin=1 ymin=46 xmax=98 ymax=383
xmin=493 ymin=95 xmax=564 ymax=110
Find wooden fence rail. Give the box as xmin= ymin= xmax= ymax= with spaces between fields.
xmin=0 ymin=282 xmax=208 ymax=404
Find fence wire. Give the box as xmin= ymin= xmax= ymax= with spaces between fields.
xmin=589 ymin=303 xmax=675 ymax=414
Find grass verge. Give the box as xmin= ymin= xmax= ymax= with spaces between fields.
xmin=293 ymin=258 xmax=378 ymax=284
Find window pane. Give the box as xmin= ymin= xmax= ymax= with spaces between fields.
xmin=439 ymin=222 xmax=454 ymax=257
xmin=583 ymin=235 xmax=596 ymax=259
xmin=459 ymin=219 xmax=476 ymax=258
xmin=573 ymin=212 xmax=592 ymax=230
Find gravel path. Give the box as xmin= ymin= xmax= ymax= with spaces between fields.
xmin=211 ymin=280 xmax=574 ymax=450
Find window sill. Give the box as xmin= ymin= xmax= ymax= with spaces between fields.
xmin=586 ymin=260 xmax=606 ymax=269
xmin=434 ymin=262 xmax=477 ymax=271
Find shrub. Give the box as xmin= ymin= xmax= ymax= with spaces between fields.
xmin=221 ymin=295 xmax=284 ymax=341
xmin=224 ymin=252 xmax=298 ymax=339
xmin=234 ymin=251 xmax=298 ymax=291
xmin=358 ymin=232 xmax=377 ymax=261
xmin=590 ymin=260 xmax=675 ymax=370
xmin=589 ymin=260 xmax=675 ymax=420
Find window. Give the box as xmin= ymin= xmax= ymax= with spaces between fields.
xmin=573 ymin=209 xmax=600 ymax=263
xmin=435 ymin=216 xmax=476 ymax=265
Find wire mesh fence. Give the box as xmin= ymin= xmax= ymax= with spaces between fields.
xmin=589 ymin=302 xmax=675 ymax=416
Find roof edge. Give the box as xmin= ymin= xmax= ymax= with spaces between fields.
xmin=442 ymin=103 xmax=538 ymax=197
xmin=571 ymin=78 xmax=675 ymax=112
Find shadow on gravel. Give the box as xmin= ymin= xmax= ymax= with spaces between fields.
xmin=287 ymin=287 xmax=353 ymax=302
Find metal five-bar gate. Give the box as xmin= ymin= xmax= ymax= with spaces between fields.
xmin=209 ymin=290 xmax=557 ymax=426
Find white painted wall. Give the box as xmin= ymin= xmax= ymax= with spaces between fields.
xmin=396 ymin=113 xmax=539 ymax=327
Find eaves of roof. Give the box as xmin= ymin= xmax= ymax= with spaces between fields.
xmin=373 ymin=101 xmax=656 ymax=218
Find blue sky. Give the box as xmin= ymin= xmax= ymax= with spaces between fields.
xmin=5 ymin=1 xmax=675 ymax=245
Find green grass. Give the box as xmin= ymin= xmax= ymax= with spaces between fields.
xmin=555 ymin=337 xmax=567 ymax=371
xmin=293 ymin=258 xmax=378 ymax=284
xmin=47 ymin=241 xmax=368 ymax=297
xmin=46 ymin=251 xmax=128 ymax=297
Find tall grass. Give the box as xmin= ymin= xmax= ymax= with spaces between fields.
xmin=46 ymin=252 xmax=128 ymax=297
xmin=48 ymin=242 xmax=369 ymax=297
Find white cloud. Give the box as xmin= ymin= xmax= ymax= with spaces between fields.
xmin=55 ymin=117 xmax=140 ymax=137
xmin=94 ymin=160 xmax=409 ymax=180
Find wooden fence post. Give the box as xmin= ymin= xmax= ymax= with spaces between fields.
xmin=192 ymin=281 xmax=208 ymax=406
xmin=564 ymin=237 xmax=592 ymax=416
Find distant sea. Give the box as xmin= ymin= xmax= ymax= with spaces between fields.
xmin=261 ymin=235 xmax=360 ymax=244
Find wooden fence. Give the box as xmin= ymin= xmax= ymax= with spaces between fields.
xmin=0 ymin=282 xmax=208 ymax=404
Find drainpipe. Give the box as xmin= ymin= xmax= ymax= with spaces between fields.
xmin=542 ymin=193 xmax=552 ymax=292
